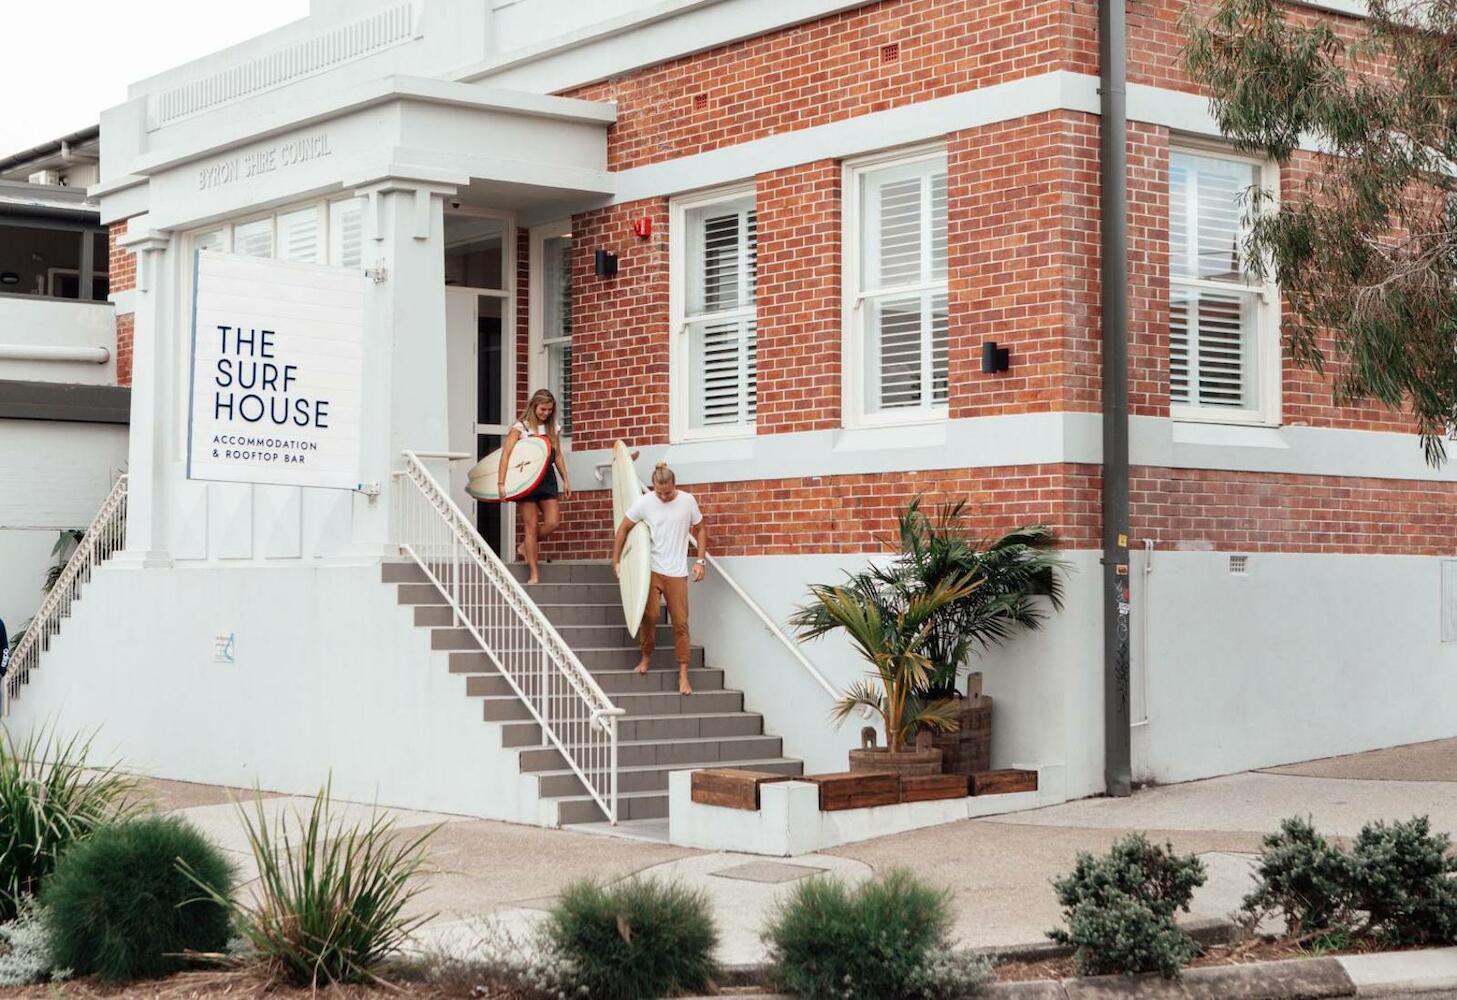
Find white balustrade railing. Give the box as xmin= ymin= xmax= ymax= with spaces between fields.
xmin=395 ymin=451 xmax=624 ymax=823
xmin=4 ymin=475 xmax=128 ymax=712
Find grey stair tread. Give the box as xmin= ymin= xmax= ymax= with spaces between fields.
xmin=533 ymin=757 xmax=802 ymax=780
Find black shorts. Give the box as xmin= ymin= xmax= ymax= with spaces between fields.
xmin=517 ymin=463 xmax=560 ymax=504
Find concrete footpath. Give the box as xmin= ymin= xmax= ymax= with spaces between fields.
xmin=136 ymin=737 xmax=1457 ymax=991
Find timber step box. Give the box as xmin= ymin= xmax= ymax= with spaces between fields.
xmin=691 ymin=768 xmax=793 ymax=810
xmin=381 ymin=560 xmax=804 ymax=826
xmin=899 ymin=773 xmax=970 ymax=803
xmin=971 ymin=769 xmax=1038 ymax=796
xmin=809 ymin=771 xmax=900 ymax=811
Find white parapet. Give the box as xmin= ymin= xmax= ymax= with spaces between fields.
xmin=667 ymin=763 xmax=1067 ymax=857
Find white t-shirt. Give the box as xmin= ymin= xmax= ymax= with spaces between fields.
xmin=625 ymin=490 xmax=703 ymax=577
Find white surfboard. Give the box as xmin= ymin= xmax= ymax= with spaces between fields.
xmin=465 ymin=437 xmax=551 ymax=502
xmin=611 ymin=441 xmax=653 ymax=637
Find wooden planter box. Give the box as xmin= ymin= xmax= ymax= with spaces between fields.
xmin=900 ymin=773 xmax=970 ymax=803
xmin=690 ymin=769 xmax=792 ymax=810
xmin=930 ymin=673 xmax=992 ymax=776
xmin=970 ymin=768 xmax=1038 ymax=796
xmin=807 ymin=771 xmax=900 ymax=811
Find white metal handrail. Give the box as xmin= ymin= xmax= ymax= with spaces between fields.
xmin=695 ymin=545 xmax=843 ymax=705
xmin=394 ymin=451 xmax=625 ymax=824
xmin=4 ymin=475 xmax=128 ymax=712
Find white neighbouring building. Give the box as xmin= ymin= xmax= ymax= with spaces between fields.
xmin=6 ymin=0 xmax=1456 ymax=834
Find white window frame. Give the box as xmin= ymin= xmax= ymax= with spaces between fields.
xmin=842 ymin=143 xmax=950 ymax=429
xmin=528 ymin=219 xmax=574 ymax=440
xmin=669 ymin=183 xmax=759 ymax=443
xmin=1168 ymin=140 xmax=1282 ymax=427
xmin=173 ymin=194 xmax=369 ymax=456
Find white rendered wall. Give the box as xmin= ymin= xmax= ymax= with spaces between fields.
xmin=0 ymin=300 xmax=116 ymax=385
xmin=697 ymin=551 xmax=1105 ymax=797
xmin=5 ymin=562 xmax=540 ymax=822
xmin=0 ymin=531 xmax=58 ymax=630
xmin=1131 ymin=552 xmax=1457 ymax=785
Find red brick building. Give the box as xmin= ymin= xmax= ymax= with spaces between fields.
xmin=26 ymin=0 xmax=1450 ymax=822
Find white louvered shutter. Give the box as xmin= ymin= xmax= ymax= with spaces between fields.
xmin=1169 ymin=151 xmax=1262 ymax=411
xmin=860 ymin=155 xmax=949 ymax=414
xmin=686 ymin=199 xmax=757 ymax=431
xmin=277 ymin=207 xmax=320 ymax=263
xmin=232 ymin=218 xmax=274 ymax=258
xmin=330 ymin=197 xmax=366 ymax=269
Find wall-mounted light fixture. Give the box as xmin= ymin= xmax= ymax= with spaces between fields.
xmin=0 ymin=272 xmax=18 ymax=286
xmin=981 ymin=341 xmax=1010 ymax=374
xmin=594 ymin=249 xmax=618 ymax=277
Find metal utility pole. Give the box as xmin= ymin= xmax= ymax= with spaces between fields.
xmin=1099 ymin=0 xmax=1133 ymax=797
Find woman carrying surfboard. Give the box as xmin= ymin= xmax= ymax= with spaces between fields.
xmin=498 ymin=388 xmax=572 ymax=585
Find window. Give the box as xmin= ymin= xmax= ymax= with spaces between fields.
xmin=187 ymin=197 xmax=365 ymax=269
xmin=671 ymin=188 xmax=757 ymax=439
xmin=845 ymin=147 xmax=949 ymax=424
xmin=0 ymin=221 xmax=110 ymax=302
xmin=1168 ymin=147 xmax=1279 ymax=423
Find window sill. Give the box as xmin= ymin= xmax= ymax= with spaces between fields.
xmin=845 ymin=408 xmax=949 ymax=432
xmin=1171 ymin=419 xmax=1288 ymax=450
xmin=671 ymin=425 xmax=757 ymax=445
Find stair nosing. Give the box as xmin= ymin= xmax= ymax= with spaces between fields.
xmin=530 ymin=757 xmax=803 ymax=779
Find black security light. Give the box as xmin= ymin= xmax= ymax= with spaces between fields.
xmin=594 ymin=249 xmax=618 ymax=277
xmin=0 ymin=272 xmax=17 ymax=285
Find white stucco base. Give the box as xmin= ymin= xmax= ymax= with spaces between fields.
xmin=667 ymin=764 xmax=1066 ymax=856
xmin=1131 ymin=551 xmax=1457 ymax=785
xmin=3 ymin=561 xmax=546 ymax=824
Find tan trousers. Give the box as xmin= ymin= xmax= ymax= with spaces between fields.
xmin=640 ymin=572 xmax=691 ymax=666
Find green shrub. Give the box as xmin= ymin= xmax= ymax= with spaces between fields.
xmin=1243 ymin=814 xmax=1457 ymax=949
xmin=763 ymin=868 xmax=986 ymax=1000
xmin=1242 ymin=816 xmax=1356 ymax=935
xmin=1048 ymin=834 xmax=1206 ymax=978
xmin=0 ymin=902 xmax=68 ymax=986
xmin=0 ymin=728 xmax=136 ymax=920
xmin=545 ymin=877 xmax=717 ymax=1000
xmin=1349 ymin=816 xmax=1457 ymax=947
xmin=41 ymin=816 xmax=233 ymax=983
xmin=195 ymin=784 xmax=437 ymax=987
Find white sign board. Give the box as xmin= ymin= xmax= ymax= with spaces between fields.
xmin=187 ymin=250 xmax=367 ymax=490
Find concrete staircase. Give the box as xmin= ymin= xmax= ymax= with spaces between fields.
xmin=384 ymin=560 xmax=803 ymax=825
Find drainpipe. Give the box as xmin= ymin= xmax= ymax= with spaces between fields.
xmin=1099 ymin=0 xmax=1133 ymax=797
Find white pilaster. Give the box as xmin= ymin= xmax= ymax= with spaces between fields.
xmin=116 ymin=224 xmax=174 ymax=567
xmin=349 ymin=178 xmax=457 ymax=554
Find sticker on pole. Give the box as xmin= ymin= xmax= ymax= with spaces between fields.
xmin=186 ymin=249 xmax=367 ymax=490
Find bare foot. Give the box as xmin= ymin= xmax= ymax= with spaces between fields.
xmin=633 ymin=659 xmax=651 ymax=675
xmin=678 ymin=670 xmax=693 ymax=696
xmin=525 ymin=576 xmax=539 ymax=586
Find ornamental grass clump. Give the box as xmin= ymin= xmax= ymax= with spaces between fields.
xmin=42 ymin=815 xmax=233 ymax=983
xmin=0 ymin=728 xmax=137 ymax=920
xmin=544 ymin=877 xmax=718 ymax=1000
xmin=1049 ymin=834 xmax=1207 ymax=978
xmin=763 ymin=868 xmax=991 ymax=1000
xmin=194 ymin=783 xmax=438 ymax=987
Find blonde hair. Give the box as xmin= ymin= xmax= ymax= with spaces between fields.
xmin=651 ymin=462 xmax=676 ymax=486
xmin=519 ymin=389 xmax=560 ymax=441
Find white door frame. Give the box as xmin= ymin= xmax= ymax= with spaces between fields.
xmin=445 ymin=206 xmax=517 ymax=557
xmin=527 ymin=219 xmax=572 ymax=436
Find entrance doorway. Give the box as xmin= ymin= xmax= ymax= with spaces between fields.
xmin=444 ymin=210 xmax=513 ymax=557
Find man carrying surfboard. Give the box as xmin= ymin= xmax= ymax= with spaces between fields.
xmin=611 ymin=462 xmax=706 ymax=696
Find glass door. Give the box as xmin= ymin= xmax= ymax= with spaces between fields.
xmin=444 ymin=210 xmax=514 ymax=557
xmin=530 ymin=221 xmax=573 ymax=437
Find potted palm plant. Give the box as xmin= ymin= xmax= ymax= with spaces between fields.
xmin=789 ymin=572 xmax=977 ymax=777
xmin=873 ymin=499 xmax=1067 ymax=775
